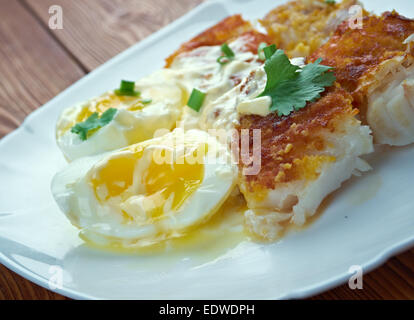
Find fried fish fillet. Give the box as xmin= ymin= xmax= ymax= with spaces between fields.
xmin=165 ymin=14 xmax=270 ymax=67
xmin=238 ymin=86 xmax=373 ymax=240
xmin=163 ymin=10 xmax=374 ymax=241
xmin=310 ymin=11 xmax=414 ymax=146
xmin=260 ymin=0 xmax=360 ymax=58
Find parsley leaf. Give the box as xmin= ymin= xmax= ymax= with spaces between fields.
xmin=259 ymin=49 xmax=336 ymax=117
xmin=263 ymin=44 xmax=277 ymax=60
xmin=71 ymin=108 xmax=117 ymax=141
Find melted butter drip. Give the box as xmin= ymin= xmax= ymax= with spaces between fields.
xmin=80 ymin=191 xmax=248 ymax=262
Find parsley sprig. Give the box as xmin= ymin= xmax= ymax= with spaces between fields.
xmin=258 ymin=47 xmax=336 ymax=116
xmin=71 ymin=108 xmax=117 ymax=141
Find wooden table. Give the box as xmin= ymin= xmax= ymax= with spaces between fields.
xmin=0 ymin=0 xmax=413 ymax=300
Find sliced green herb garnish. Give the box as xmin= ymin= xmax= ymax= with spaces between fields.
xmin=114 ymin=80 xmax=140 ymax=97
xmin=217 ymin=56 xmax=230 ymax=65
xmin=217 ymin=43 xmax=235 ymax=65
xmin=325 ymin=0 xmax=336 ymax=4
xmin=142 ymin=99 xmax=152 ymax=104
xmin=187 ymin=89 xmax=206 ymax=112
xmin=71 ymin=108 xmax=117 ymax=141
xmin=258 ymin=47 xmax=336 ymax=117
xmin=221 ymin=43 xmax=235 ymax=58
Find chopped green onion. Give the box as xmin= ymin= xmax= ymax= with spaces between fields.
xmin=142 ymin=99 xmax=152 ymax=104
xmin=114 ymin=80 xmax=140 ymax=97
xmin=119 ymin=80 xmax=134 ymax=92
xmin=258 ymin=42 xmax=268 ymax=60
xmin=325 ymin=0 xmax=336 ymax=4
xmin=221 ymin=43 xmax=235 ymax=59
xmin=263 ymin=44 xmax=277 ymax=60
xmin=187 ymin=89 xmax=206 ymax=112
xmin=217 ymin=43 xmax=235 ymax=65
xmin=217 ymin=56 xmax=230 ymax=65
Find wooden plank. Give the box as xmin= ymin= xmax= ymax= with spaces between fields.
xmin=0 ymin=0 xmax=83 ymax=298
xmin=0 ymin=0 xmax=84 ymax=138
xmin=24 ymin=0 xmax=205 ymax=71
xmin=0 ymin=265 xmax=68 ymax=300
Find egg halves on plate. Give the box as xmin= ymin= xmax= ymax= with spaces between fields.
xmin=51 ymin=129 xmax=238 ymax=247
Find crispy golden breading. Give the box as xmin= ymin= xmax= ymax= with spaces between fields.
xmin=237 ymin=86 xmax=356 ymax=192
xmin=260 ymin=0 xmax=359 ymax=58
xmin=309 ymin=11 xmax=414 ymax=146
xmin=309 ymin=11 xmax=414 ymax=108
xmin=165 ymin=15 xmax=272 ymax=67
xmin=237 ymin=82 xmax=373 ymax=233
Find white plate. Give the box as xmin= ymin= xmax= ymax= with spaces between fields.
xmin=1 ymin=0 xmax=413 ymax=300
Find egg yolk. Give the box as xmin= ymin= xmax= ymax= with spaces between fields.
xmin=144 ymin=157 xmax=204 ymax=218
xmin=90 ymin=144 xmax=205 ymax=221
xmin=91 ymin=155 xmax=137 ymax=200
xmin=77 ymin=93 xmax=144 ymax=123
xmin=57 ymin=94 xmax=145 ymax=137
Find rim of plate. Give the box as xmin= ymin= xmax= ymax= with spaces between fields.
xmin=1 ymin=237 xmax=413 ymax=299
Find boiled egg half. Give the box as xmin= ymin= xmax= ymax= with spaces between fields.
xmin=51 ymin=129 xmax=238 ymax=247
xmin=56 ymin=73 xmax=185 ymax=161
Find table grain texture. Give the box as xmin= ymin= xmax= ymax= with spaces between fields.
xmin=0 ymin=0 xmax=413 ymax=300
